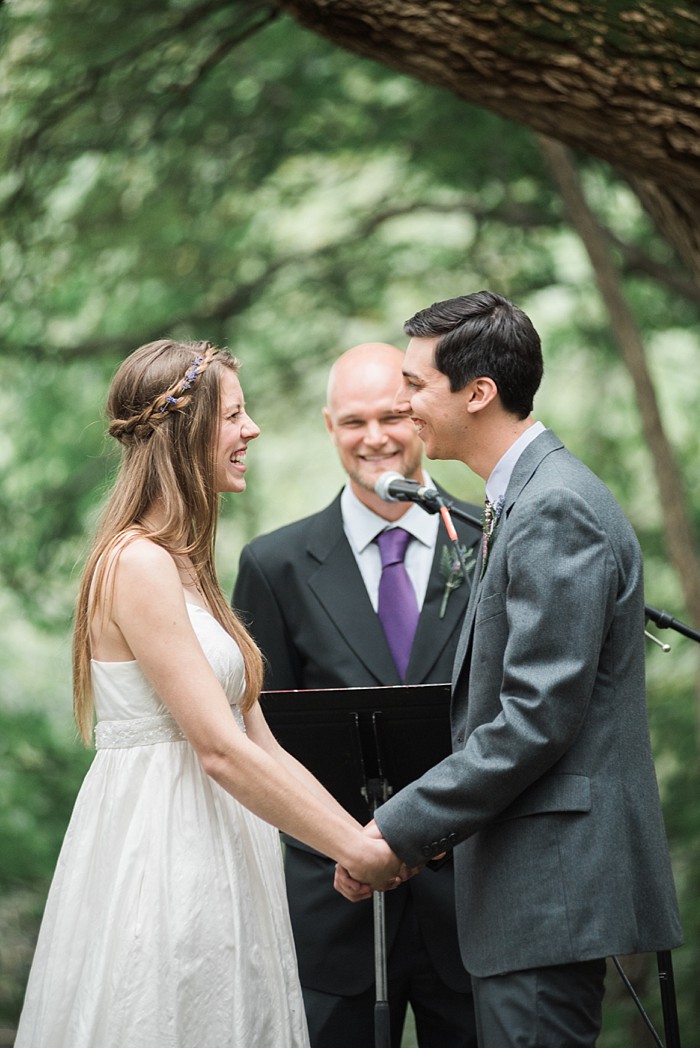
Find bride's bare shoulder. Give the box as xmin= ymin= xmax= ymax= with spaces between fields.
xmin=97 ymin=532 xmax=178 ymax=594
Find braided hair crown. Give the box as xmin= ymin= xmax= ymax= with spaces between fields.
xmin=107 ymin=339 xmax=220 ymax=446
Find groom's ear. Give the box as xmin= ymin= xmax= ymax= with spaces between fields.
xmin=465 ymin=377 xmax=498 ymax=414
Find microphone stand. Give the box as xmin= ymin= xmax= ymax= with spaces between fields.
xmin=645 ymin=604 xmax=700 ymax=646
xmin=408 ymin=490 xmax=482 ymax=530
xmin=609 ymin=600 xmax=697 ymax=1048
xmin=402 ymin=491 xmax=482 ymax=579
xmin=436 ymin=499 xmax=483 ymax=530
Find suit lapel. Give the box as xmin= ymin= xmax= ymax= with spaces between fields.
xmin=304 ymin=492 xmax=483 ymax=686
xmin=408 ymin=517 xmax=479 ymax=683
xmin=451 ymin=429 xmax=564 ymax=689
xmin=500 ymin=428 xmax=563 ymax=521
xmin=306 ymin=499 xmax=400 ymax=683
xmin=452 ymin=568 xmax=480 ymax=685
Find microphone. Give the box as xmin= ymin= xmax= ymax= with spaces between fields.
xmin=374 ymin=472 xmax=443 ymax=513
xmin=375 ymin=471 xmax=477 ymax=582
xmin=375 ymin=471 xmax=484 ymax=585
xmin=375 ymin=471 xmax=483 ymax=531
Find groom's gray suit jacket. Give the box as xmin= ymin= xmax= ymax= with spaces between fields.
xmin=375 ymin=429 xmax=683 ymax=978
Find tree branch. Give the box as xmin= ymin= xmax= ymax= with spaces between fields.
xmin=275 ymin=0 xmax=700 ymax=286
xmin=15 ymin=188 xmax=697 ymax=363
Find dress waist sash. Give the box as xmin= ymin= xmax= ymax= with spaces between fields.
xmin=94 ymin=713 xmax=186 ymax=750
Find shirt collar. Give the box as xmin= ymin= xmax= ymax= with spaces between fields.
xmin=341 ymin=473 xmax=439 ymax=554
xmin=486 ymin=420 xmax=545 ymax=503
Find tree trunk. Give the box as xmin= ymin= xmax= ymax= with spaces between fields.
xmin=537 ymin=136 xmax=700 ymax=618
xmin=538 ymin=134 xmax=700 ymax=725
xmin=276 ymin=0 xmax=700 ymax=286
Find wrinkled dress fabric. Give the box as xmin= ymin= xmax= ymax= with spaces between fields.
xmin=15 ymin=603 xmax=310 ymax=1048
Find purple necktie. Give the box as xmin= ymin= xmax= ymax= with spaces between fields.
xmin=375 ymin=528 xmax=420 ymax=680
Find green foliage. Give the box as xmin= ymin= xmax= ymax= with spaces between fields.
xmin=0 ymin=707 xmax=91 ymax=1025
xmin=0 ymin=708 xmax=91 ymax=889
xmin=2 ymin=0 xmax=697 ymax=625
xmin=1 ymin=0 xmax=699 ymax=1039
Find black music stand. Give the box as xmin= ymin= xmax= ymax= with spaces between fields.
xmin=261 ymin=683 xmax=452 ymax=1048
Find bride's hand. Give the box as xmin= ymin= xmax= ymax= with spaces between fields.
xmin=334 ymin=821 xmax=421 ymax=901
xmin=334 ymin=863 xmax=373 ymax=902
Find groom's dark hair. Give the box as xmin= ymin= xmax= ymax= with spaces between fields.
xmin=404 ymin=290 xmax=543 ymax=419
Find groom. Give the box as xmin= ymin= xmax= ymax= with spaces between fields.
xmin=337 ymin=290 xmax=683 ymax=1047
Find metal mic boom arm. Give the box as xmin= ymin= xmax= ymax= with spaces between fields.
xmin=645 ymin=604 xmax=700 ymax=644
xmin=429 ymin=495 xmax=482 ymax=530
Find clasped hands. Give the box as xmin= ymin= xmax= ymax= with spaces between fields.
xmin=334 ymin=819 xmax=423 ymax=902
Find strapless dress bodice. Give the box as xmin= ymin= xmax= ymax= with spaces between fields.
xmin=91 ymin=602 xmax=247 ymax=746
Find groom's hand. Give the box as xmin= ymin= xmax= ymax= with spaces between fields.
xmin=334 ymin=820 xmax=422 ymax=901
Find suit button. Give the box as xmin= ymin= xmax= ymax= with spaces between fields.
xmin=455 ymin=734 xmax=464 ymax=745
xmin=421 ymin=845 xmax=434 ymax=858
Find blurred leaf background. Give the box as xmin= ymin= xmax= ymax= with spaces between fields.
xmin=1 ymin=1 xmax=699 ymax=1044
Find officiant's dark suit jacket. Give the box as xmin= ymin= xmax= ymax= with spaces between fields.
xmin=375 ymin=430 xmax=683 ymax=980
xmin=232 ymin=487 xmax=482 ymax=997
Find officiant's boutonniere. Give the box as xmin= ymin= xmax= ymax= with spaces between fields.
xmin=439 ymin=544 xmax=475 ymax=618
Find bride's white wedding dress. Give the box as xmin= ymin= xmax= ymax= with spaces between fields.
xmin=15 ymin=602 xmax=310 ymax=1048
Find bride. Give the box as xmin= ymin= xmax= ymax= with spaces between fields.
xmin=14 ymin=339 xmax=404 ymax=1048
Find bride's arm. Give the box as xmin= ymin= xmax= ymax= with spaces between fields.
xmin=244 ymin=703 xmax=357 ymax=825
xmin=102 ymin=537 xmax=399 ymax=886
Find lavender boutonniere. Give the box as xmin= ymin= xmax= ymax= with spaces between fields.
xmin=439 ymin=544 xmax=475 ymax=618
xmin=480 ymin=494 xmax=505 ymax=578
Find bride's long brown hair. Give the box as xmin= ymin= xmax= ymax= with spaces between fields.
xmin=72 ymin=339 xmax=263 ymax=745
